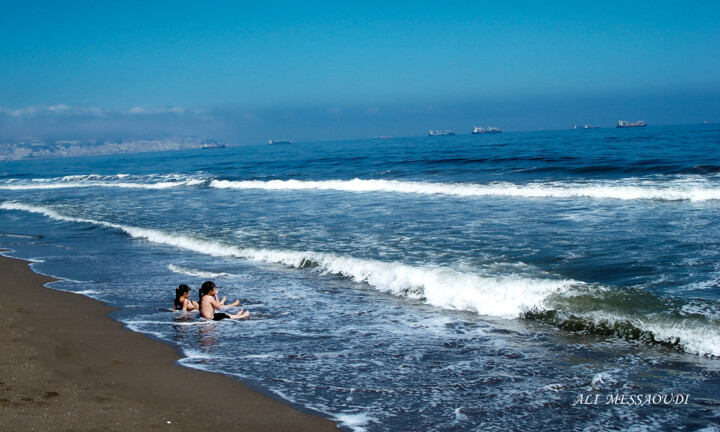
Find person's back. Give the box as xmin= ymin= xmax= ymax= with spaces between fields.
xmin=174 ymin=284 xmax=198 ymax=311
xmin=200 ymin=290 xmax=216 ymax=319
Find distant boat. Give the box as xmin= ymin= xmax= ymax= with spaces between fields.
xmin=428 ymin=130 xmax=456 ymax=136
xmin=573 ymin=124 xmax=599 ymax=130
xmin=472 ymin=126 xmax=502 ymax=134
xmin=202 ymin=143 xmax=226 ymax=149
xmin=268 ymin=139 xmax=293 ymax=145
xmin=617 ymin=120 xmax=647 ymax=128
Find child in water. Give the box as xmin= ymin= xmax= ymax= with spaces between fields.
xmin=199 ymin=281 xmax=249 ymax=320
xmin=174 ymin=284 xmax=199 ymax=312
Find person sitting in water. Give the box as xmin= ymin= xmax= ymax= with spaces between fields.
xmin=174 ymin=284 xmax=199 ymax=312
xmin=199 ymin=280 xmax=249 ymax=320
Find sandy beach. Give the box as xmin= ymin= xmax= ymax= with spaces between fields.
xmin=0 ymin=253 xmax=339 ymax=432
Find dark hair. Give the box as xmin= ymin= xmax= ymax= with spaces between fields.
xmin=199 ymin=281 xmax=216 ymax=302
xmin=174 ymin=284 xmax=191 ymax=310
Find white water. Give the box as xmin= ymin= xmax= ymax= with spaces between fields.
xmin=3 ymin=174 xmax=720 ymax=201
xmin=0 ymin=201 xmax=572 ymax=319
xmin=167 ymin=263 xmax=233 ymax=279
xmin=213 ymin=178 xmax=720 ymax=201
xmin=4 ymin=200 xmax=720 ymax=357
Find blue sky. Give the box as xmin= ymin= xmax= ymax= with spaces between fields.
xmin=1 ymin=1 xmax=719 ymax=144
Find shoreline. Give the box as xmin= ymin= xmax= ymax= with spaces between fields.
xmin=0 ymin=253 xmax=339 ymax=431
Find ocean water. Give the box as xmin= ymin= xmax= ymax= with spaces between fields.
xmin=1 ymin=124 xmax=720 ymax=431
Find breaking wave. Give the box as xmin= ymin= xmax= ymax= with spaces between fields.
xmin=0 ymin=174 xmax=206 ymax=190
xmin=211 ymin=178 xmax=720 ymax=201
xmin=168 ymin=264 xmax=232 ymax=279
xmin=2 ymin=200 xmax=719 ymax=356
xmin=2 ymin=174 xmax=720 ymax=201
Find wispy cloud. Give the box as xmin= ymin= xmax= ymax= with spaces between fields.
xmin=0 ymin=104 xmax=189 ymax=117
xmin=128 ymin=106 xmax=186 ymax=115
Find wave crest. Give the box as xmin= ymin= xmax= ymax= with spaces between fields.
xmin=2 ymin=174 xmax=719 ymax=201
xmin=167 ymin=264 xmax=232 ymax=279
xmin=212 ymin=178 xmax=720 ymax=201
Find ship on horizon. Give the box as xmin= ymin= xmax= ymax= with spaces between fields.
xmin=572 ymin=124 xmax=600 ymax=130
xmin=201 ymin=140 xmax=226 ymax=149
xmin=472 ymin=126 xmax=502 ymax=134
xmin=428 ymin=130 xmax=456 ymax=136
xmin=617 ymin=120 xmax=647 ymax=128
xmin=268 ymin=139 xmax=293 ymax=145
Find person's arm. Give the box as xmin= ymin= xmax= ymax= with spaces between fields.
xmin=184 ymin=299 xmax=199 ymax=312
xmin=209 ymin=296 xmax=222 ymax=311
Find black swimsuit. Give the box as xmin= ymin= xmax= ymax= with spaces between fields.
xmin=212 ymin=313 xmax=230 ymax=321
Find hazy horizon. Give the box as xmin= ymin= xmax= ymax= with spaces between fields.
xmin=2 ymin=1 xmax=719 ymax=149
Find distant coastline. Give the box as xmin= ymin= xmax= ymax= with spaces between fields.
xmin=0 ymin=137 xmax=220 ymax=161
xmin=2 ymin=122 xmax=717 ymax=161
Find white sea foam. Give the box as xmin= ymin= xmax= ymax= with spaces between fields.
xmin=589 ymin=371 xmax=619 ymax=390
xmin=0 ymin=173 xmax=207 ymax=190
xmin=335 ymin=412 xmax=375 ymax=432
xmin=72 ymin=289 xmax=102 ymax=297
xmin=168 ymin=263 xmax=232 ymax=278
xmin=0 ymin=201 xmax=572 ymax=319
xmin=25 ymin=257 xmax=45 ymax=263
xmin=572 ymin=310 xmax=720 ymax=357
xmin=0 ymin=232 xmax=39 ymax=239
xmin=3 ymin=174 xmax=720 ymax=201
xmin=642 ymin=320 xmax=720 ymax=357
xmin=181 ymin=348 xmax=214 ymax=360
xmin=210 ymin=178 xmax=720 ymax=201
xmin=0 ymin=180 xmax=197 ymax=190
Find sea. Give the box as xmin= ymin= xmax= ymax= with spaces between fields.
xmin=1 ymin=124 xmax=719 ymax=431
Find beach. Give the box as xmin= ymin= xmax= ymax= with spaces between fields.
xmin=0 ymin=253 xmax=339 ymax=432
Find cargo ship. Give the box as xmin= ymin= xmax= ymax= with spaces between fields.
xmin=472 ymin=126 xmax=502 ymax=134
xmin=428 ymin=130 xmax=456 ymax=136
xmin=616 ymin=120 xmax=647 ymax=128
xmin=268 ymin=139 xmax=293 ymax=145
xmin=201 ymin=141 xmax=226 ymax=149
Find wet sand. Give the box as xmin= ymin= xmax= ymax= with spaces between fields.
xmin=0 ymin=254 xmax=340 ymax=431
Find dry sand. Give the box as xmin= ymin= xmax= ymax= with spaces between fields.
xmin=0 ymin=254 xmax=340 ymax=432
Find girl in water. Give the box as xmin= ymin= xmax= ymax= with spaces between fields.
xmin=174 ymin=284 xmax=199 ymax=312
xmin=199 ymin=281 xmax=249 ymax=320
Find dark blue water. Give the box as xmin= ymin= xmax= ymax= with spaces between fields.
xmin=1 ymin=124 xmax=719 ymax=431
